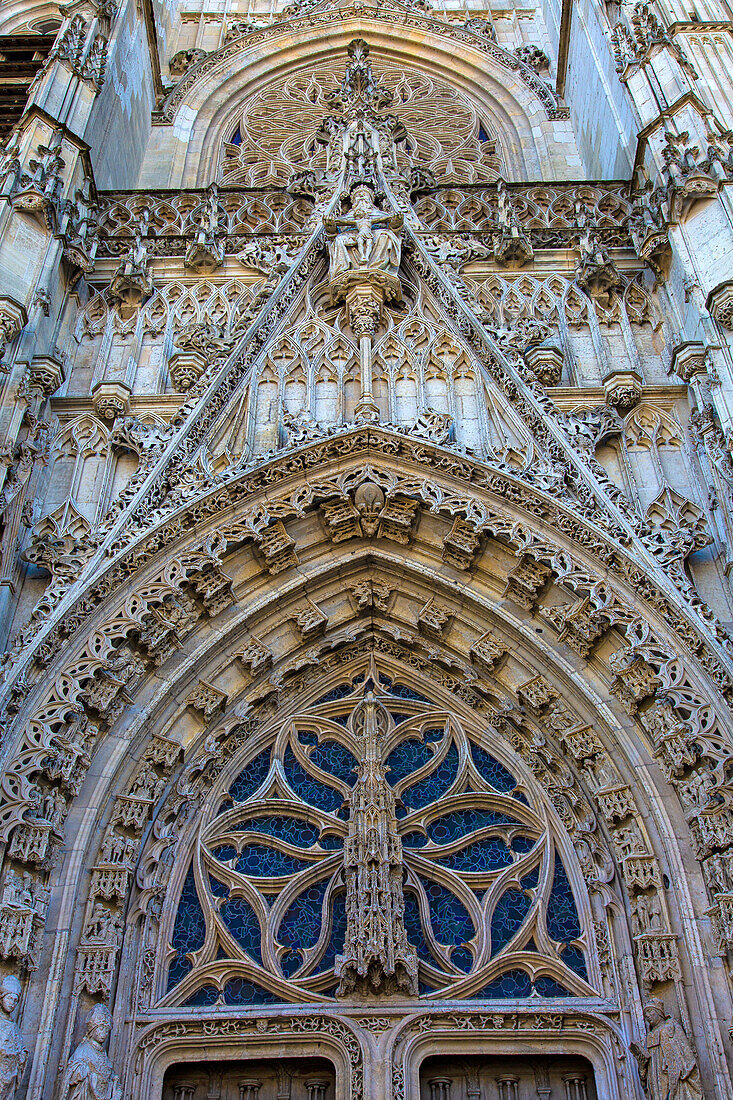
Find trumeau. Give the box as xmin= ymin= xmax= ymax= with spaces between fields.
xmin=2 ymin=1 xmax=733 ymax=1100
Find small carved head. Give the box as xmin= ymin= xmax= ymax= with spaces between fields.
xmin=0 ymin=974 xmax=21 ymax=1016
xmin=642 ymin=998 xmax=666 ymax=1028
xmin=350 ymin=184 xmax=375 ymax=212
xmin=86 ymin=1003 xmax=113 ymax=1045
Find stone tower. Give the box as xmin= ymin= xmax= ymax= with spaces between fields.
xmin=0 ymin=0 xmax=733 ymax=1098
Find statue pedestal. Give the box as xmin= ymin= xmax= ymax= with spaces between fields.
xmin=330 ymin=276 xmax=400 ymax=425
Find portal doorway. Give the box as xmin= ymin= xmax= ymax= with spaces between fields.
xmin=419 ymin=1055 xmax=597 ymax=1100
xmin=163 ymin=1058 xmax=336 ymax=1100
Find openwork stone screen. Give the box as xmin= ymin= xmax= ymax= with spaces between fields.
xmin=163 ymin=673 xmax=591 ymax=1005
xmin=221 ymin=65 xmax=501 ymax=186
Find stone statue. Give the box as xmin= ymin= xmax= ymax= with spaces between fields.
xmin=61 ymin=1005 xmax=122 ymax=1100
xmin=325 ymin=186 xmax=402 ymax=283
xmin=631 ymin=1000 xmax=703 ymax=1100
xmin=0 ymin=975 xmax=28 ymax=1100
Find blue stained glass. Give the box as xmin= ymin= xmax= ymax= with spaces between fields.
xmin=421 ymin=878 xmax=474 ymax=944
xmin=318 ymin=833 xmax=343 ymax=850
xmin=233 ymin=815 xmax=320 ymax=847
xmin=223 ymin=977 xmax=282 ymax=1004
xmin=168 ymin=865 xmax=206 ymax=990
xmin=401 ymin=831 xmax=428 ymax=848
xmin=402 ymin=744 xmax=459 ymax=810
xmin=426 ymin=809 xmax=517 ymax=844
xmin=235 ymin=844 xmax=312 ymax=877
xmin=389 ymin=713 xmax=411 ymax=726
xmin=513 ymin=791 xmax=530 ymax=806
xmin=229 ymin=749 xmax=271 ymax=802
xmin=451 ymin=945 xmax=474 ymax=972
xmin=438 ymin=837 xmax=513 ymax=873
xmin=534 ymin=975 xmax=573 ymax=997
xmin=279 ymin=879 xmax=329 ymax=975
xmin=546 ymin=857 xmax=581 ymax=942
xmin=313 ymin=891 xmax=347 ymax=973
xmin=403 ymin=891 xmax=435 ymax=964
xmin=220 ymin=896 xmax=262 ymax=962
xmin=490 ymin=888 xmax=532 ymax=952
xmin=316 ymin=684 xmax=353 ymax=703
xmin=184 ymin=983 xmax=219 ymax=1006
xmin=389 ymin=684 xmax=432 ymax=703
xmin=209 ymin=874 xmax=229 ymax=899
xmin=475 ymin=968 xmax=533 ymax=998
xmin=561 ymin=944 xmax=588 ymax=980
xmin=211 ymin=844 xmax=237 ymax=864
xmin=512 ymin=836 xmax=536 ymax=855
xmin=307 ymin=740 xmax=358 ymax=786
xmin=283 ymin=747 xmax=343 ymax=812
xmin=470 ymin=743 xmax=517 ymax=793
xmin=386 ymin=733 xmax=440 ymax=784
xmin=521 ymin=866 xmax=541 ymax=890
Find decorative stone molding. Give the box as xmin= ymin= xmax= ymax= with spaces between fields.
xmin=91 ymin=381 xmax=132 ymax=421
xmin=670 ymin=341 xmax=711 ymax=384
xmin=602 ymin=367 xmax=642 ymax=411
xmin=25 ymin=355 xmax=66 ymax=398
xmin=503 ymin=556 xmax=552 ymax=609
xmin=706 ymin=281 xmax=733 ymax=329
xmin=293 ymin=600 xmax=327 ymax=640
xmin=167 ymin=350 xmax=207 ymax=392
xmin=524 ymin=343 xmax=563 ymax=385
xmin=469 ymin=630 xmax=506 ymax=670
xmin=186 ymin=680 xmax=228 ymax=719
xmin=0 ymin=298 xmax=28 ymax=362
xmin=252 ymin=521 xmax=298 ymax=574
xmin=417 ymin=598 xmax=452 ymax=637
xmin=442 ymin=517 xmax=481 ymax=569
xmin=235 ymin=637 xmax=273 ymax=678
xmin=348 ymin=579 xmax=393 ymax=612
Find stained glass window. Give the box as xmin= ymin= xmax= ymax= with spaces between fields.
xmin=163 ymin=670 xmax=592 ymax=1005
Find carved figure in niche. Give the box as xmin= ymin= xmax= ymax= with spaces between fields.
xmin=61 ymin=1005 xmax=121 ymax=1100
xmin=631 ymin=1000 xmax=703 ymax=1100
xmin=326 ymin=186 xmax=402 ymax=282
xmin=0 ymin=975 xmax=28 ymax=1100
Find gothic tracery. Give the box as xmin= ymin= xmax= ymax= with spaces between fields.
xmin=1 ymin=1 xmax=733 ymax=1099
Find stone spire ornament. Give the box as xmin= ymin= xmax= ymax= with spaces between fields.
xmin=335 ymin=690 xmax=418 ymax=996
xmin=316 ymin=38 xmax=408 ymax=186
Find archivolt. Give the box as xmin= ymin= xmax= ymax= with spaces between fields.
xmin=154 ymin=16 xmax=567 ymax=187
xmin=4 ymin=437 xmax=733 ymax=1094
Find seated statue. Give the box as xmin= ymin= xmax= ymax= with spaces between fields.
xmin=325 ymin=185 xmax=402 ymax=287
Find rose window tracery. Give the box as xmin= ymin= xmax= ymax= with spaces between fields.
xmin=163 ymin=672 xmax=594 ymax=1006
xmin=220 ymin=65 xmax=501 ymax=186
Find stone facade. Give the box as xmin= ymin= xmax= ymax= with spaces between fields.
xmin=2 ymin=0 xmax=733 ymax=1099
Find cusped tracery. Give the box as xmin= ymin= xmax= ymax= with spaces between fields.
xmin=163 ymin=671 xmax=594 ymax=1005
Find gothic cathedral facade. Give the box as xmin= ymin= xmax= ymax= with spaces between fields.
xmin=2 ymin=0 xmax=733 ymax=1098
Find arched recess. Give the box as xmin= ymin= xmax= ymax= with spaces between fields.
xmin=0 ymin=1 xmax=60 ymax=34
xmin=4 ymin=434 xmax=733 ymax=1098
xmin=148 ymin=15 xmax=577 ymax=188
